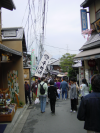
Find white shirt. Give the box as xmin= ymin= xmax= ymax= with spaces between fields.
xmin=80 ymin=84 xmax=89 ymax=96
xmin=57 ymin=89 xmax=61 ymax=94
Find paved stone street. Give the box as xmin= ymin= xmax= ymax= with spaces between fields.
xmin=12 ymin=99 xmax=86 ymax=133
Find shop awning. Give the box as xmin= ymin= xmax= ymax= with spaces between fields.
xmin=80 ymin=0 xmax=94 ymax=8
xmin=0 ymin=43 xmax=22 ymax=56
xmin=0 ymin=0 xmax=16 ymax=10
xmin=74 ymin=48 xmax=100 ymax=61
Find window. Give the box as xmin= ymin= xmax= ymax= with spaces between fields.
xmin=96 ymin=10 xmax=100 ymax=20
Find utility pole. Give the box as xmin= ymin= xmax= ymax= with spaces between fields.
xmin=39 ymin=0 xmax=46 ymax=62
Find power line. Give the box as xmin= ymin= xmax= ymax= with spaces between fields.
xmin=21 ymin=1 xmax=28 ymax=26
xmin=26 ymin=43 xmax=79 ymax=52
xmin=43 ymin=44 xmax=79 ymax=51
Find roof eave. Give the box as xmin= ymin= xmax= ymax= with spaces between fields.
xmin=0 ymin=0 xmax=16 ymax=11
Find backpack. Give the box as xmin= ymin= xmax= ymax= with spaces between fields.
xmin=40 ymin=83 xmax=45 ymax=94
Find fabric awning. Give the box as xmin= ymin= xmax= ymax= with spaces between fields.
xmin=74 ymin=48 xmax=100 ymax=61
xmin=0 ymin=43 xmax=22 ymax=56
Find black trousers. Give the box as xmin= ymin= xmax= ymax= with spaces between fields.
xmin=25 ymin=91 xmax=31 ymax=104
xmin=71 ymin=99 xmax=77 ymax=111
xmin=50 ymin=99 xmax=56 ymax=113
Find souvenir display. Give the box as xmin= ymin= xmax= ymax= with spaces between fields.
xmin=0 ymin=88 xmax=17 ymax=122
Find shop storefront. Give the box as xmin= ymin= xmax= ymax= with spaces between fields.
xmin=74 ymin=47 xmax=100 ymax=85
xmin=0 ymin=43 xmax=24 ymax=121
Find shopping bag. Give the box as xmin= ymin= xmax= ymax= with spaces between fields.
xmin=34 ymin=98 xmax=40 ymax=104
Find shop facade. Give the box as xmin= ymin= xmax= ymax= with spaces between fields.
xmin=74 ymin=0 xmax=100 ymax=85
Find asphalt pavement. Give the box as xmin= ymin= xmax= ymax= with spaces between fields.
xmin=12 ymin=99 xmax=86 ymax=133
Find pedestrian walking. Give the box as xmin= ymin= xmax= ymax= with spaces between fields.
xmin=70 ymin=78 xmax=77 ymax=113
xmin=48 ymin=80 xmax=58 ymax=114
xmin=60 ymin=77 xmax=69 ymax=100
xmin=25 ymin=81 xmax=32 ymax=105
xmin=56 ymin=79 xmax=61 ymax=99
xmin=31 ymin=78 xmax=38 ymax=101
xmin=77 ymin=74 xmax=100 ymax=133
xmin=80 ymin=79 xmax=89 ymax=100
xmin=37 ymin=77 xmax=48 ymax=113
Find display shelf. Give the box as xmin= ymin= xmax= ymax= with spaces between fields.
xmin=0 ymin=88 xmax=17 ymax=122
xmin=0 ymin=104 xmax=17 ymax=122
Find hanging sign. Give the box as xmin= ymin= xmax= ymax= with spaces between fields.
xmin=35 ymin=51 xmax=52 ymax=77
xmin=80 ymin=9 xmax=88 ymax=31
xmin=88 ymin=60 xmax=96 ymax=67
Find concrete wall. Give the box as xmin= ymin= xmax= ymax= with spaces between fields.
xmin=2 ymin=40 xmax=22 ymax=52
xmin=53 ymin=65 xmax=61 ymax=71
xmin=89 ymin=3 xmax=95 ymax=24
xmin=0 ymin=39 xmax=25 ymax=104
xmin=95 ymin=0 xmax=100 ymax=12
xmin=0 ymin=56 xmax=25 ymax=104
xmin=89 ymin=0 xmax=100 ymax=24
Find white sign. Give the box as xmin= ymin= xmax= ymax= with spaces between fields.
xmin=3 ymin=30 xmax=17 ymax=37
xmin=35 ymin=51 xmax=52 ymax=77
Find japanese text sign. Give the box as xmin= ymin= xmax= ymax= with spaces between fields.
xmin=35 ymin=51 xmax=52 ymax=77
xmin=80 ymin=9 xmax=88 ymax=31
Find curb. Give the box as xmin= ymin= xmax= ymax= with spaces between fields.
xmin=4 ymin=104 xmax=29 ymax=133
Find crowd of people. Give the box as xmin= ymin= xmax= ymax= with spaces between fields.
xmin=24 ymin=74 xmax=100 ymax=133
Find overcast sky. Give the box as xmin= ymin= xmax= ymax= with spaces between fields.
xmin=2 ymin=0 xmax=88 ymax=59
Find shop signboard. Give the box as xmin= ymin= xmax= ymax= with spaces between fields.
xmin=3 ymin=30 xmax=17 ymax=37
xmin=94 ymin=18 xmax=100 ymax=33
xmin=35 ymin=51 xmax=51 ymax=77
xmin=23 ymin=69 xmax=29 ymax=79
xmin=80 ymin=9 xmax=88 ymax=31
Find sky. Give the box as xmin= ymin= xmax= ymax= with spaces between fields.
xmin=2 ymin=0 xmax=88 ymax=59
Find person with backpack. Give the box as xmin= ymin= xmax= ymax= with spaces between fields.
xmin=37 ymin=77 xmax=48 ymax=113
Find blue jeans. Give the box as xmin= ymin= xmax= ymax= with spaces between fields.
xmin=62 ymin=89 xmax=67 ymax=99
xmin=40 ymin=96 xmax=46 ymax=112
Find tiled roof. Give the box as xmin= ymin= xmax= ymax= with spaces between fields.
xmin=50 ymin=59 xmax=60 ymax=66
xmin=0 ymin=0 xmax=16 ymax=10
xmin=0 ymin=43 xmax=22 ymax=56
xmin=80 ymin=33 xmax=100 ymax=50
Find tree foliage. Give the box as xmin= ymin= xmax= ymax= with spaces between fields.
xmin=60 ymin=53 xmax=76 ymax=78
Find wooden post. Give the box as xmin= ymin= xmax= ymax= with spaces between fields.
xmin=0 ymin=5 xmax=2 ymax=44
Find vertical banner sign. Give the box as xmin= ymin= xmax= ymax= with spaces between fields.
xmin=35 ymin=51 xmax=52 ymax=77
xmin=80 ymin=9 xmax=88 ymax=31
xmin=31 ymin=49 xmax=36 ymax=75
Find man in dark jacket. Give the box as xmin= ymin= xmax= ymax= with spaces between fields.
xmin=48 ymin=80 xmax=58 ymax=114
xmin=77 ymin=74 xmax=100 ymax=133
xmin=25 ymin=81 xmax=31 ymax=105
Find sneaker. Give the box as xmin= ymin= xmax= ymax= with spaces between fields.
xmin=70 ymin=110 xmax=72 ymax=112
xmin=73 ymin=110 xmax=76 ymax=113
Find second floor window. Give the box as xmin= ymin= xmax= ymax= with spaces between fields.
xmin=96 ymin=10 xmax=100 ymax=20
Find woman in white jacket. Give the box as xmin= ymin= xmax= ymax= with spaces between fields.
xmin=80 ymin=79 xmax=89 ymax=100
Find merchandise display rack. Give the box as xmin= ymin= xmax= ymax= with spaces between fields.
xmin=0 ymin=88 xmax=17 ymax=122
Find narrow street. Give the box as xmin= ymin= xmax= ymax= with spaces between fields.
xmin=13 ymin=99 xmax=86 ymax=133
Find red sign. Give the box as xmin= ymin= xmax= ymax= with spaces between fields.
xmin=88 ymin=60 xmax=96 ymax=67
